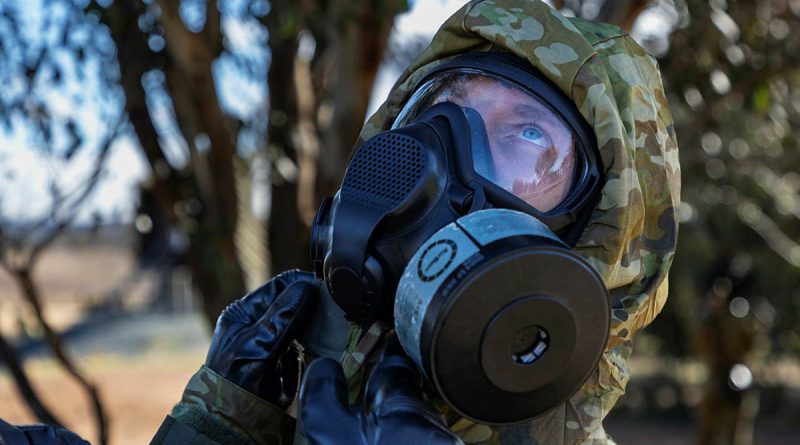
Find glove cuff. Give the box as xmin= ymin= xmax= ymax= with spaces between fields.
xmin=173 ymin=366 xmax=296 ymax=445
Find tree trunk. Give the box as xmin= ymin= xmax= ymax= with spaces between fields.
xmin=94 ymin=0 xmax=248 ymax=326
xmin=315 ymin=0 xmax=407 ymax=201
xmin=186 ymin=230 xmax=249 ymax=324
xmin=156 ymin=0 xmax=248 ymax=318
xmin=266 ymin=35 xmax=307 ymax=274
xmin=264 ymin=0 xmax=407 ymax=276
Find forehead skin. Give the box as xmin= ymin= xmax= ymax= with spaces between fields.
xmin=438 ymin=76 xmax=573 ymax=152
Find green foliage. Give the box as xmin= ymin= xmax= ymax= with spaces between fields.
xmin=651 ymin=0 xmax=800 ymax=357
xmin=753 ymin=84 xmax=771 ymax=115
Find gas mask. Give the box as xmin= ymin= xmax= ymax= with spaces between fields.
xmin=310 ymin=52 xmax=610 ymax=424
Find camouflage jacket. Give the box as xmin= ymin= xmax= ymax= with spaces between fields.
xmin=154 ymin=1 xmax=679 ymax=445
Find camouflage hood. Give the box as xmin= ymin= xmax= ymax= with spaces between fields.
xmin=349 ymin=0 xmax=681 ymax=442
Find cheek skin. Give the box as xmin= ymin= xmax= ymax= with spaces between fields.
xmin=533 ymin=145 xmax=558 ymax=178
xmin=510 ymin=149 xmax=576 ymax=211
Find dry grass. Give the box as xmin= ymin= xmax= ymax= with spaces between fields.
xmin=0 ymin=241 xmax=138 ymax=335
xmin=0 ymin=235 xmax=203 ymax=444
xmin=0 ymin=351 xmax=204 ymax=445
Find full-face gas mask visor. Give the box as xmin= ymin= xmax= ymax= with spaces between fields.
xmin=393 ymin=53 xmax=601 ymax=234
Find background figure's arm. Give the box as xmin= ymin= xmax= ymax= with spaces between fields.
xmin=0 ymin=419 xmax=90 ymax=445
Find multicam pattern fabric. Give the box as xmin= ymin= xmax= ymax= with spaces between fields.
xmin=342 ymin=1 xmax=681 ymax=444
xmin=339 ymin=320 xmax=393 ymax=403
xmin=176 ymin=365 xmax=296 ymax=445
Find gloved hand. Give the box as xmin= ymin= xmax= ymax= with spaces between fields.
xmin=153 ymin=270 xmax=321 ymax=445
xmin=205 ymin=269 xmax=318 ymax=408
xmin=298 ymin=337 xmax=463 ymax=445
xmin=0 ymin=419 xmax=89 ymax=445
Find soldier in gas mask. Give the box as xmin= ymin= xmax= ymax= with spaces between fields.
xmin=0 ymin=2 xmax=679 ymax=445
xmin=147 ymin=1 xmax=680 ymax=444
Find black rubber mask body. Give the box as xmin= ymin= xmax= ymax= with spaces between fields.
xmin=311 ymin=103 xmax=483 ymax=324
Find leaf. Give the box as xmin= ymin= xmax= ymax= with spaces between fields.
xmin=64 ymin=120 xmax=82 ymax=160
xmin=48 ymin=180 xmax=61 ymax=201
xmin=39 ymin=119 xmax=52 ymax=146
xmin=753 ymin=84 xmax=770 ymax=115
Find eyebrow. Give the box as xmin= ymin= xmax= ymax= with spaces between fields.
xmin=511 ymin=103 xmax=562 ymax=126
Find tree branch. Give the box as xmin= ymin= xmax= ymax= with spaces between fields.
xmin=11 ymin=268 xmax=108 ymax=445
xmin=0 ymin=113 xmax=121 ymax=445
xmin=205 ymin=0 xmax=223 ymax=57
xmin=26 ymin=113 xmax=123 ymax=265
xmin=0 ymin=329 xmax=63 ymax=426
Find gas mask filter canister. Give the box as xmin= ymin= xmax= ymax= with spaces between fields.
xmin=395 ymin=208 xmax=609 ymax=424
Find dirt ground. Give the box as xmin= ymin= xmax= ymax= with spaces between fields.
xmin=0 ymin=233 xmax=205 ymax=445
xmin=604 ymin=417 xmax=799 ymax=445
xmin=0 ymin=239 xmax=146 ymax=336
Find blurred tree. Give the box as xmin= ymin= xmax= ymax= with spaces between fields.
xmin=262 ymin=0 xmax=407 ymax=273
xmin=0 ymin=0 xmax=406 ymax=439
xmin=653 ymin=0 xmax=800 ymax=442
xmin=556 ymin=0 xmax=800 ymax=439
xmin=0 ymin=2 xmax=117 ymax=441
xmin=81 ymin=0 xmax=407 ymax=326
xmin=656 ymin=0 xmax=800 ymax=355
xmin=87 ymin=0 xmax=249 ymax=328
xmin=693 ymin=255 xmax=763 ymax=445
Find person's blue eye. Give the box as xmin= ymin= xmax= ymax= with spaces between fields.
xmin=519 ymin=126 xmax=549 ymax=146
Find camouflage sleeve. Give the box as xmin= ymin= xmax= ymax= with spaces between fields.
xmin=153 ymin=366 xmax=295 ymax=445
xmin=340 ymin=320 xmax=394 ymax=403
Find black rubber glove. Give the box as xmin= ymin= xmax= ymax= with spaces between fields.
xmin=298 ymin=337 xmax=463 ymax=445
xmin=205 ymin=269 xmax=318 ymax=408
xmin=0 ymin=419 xmax=89 ymax=445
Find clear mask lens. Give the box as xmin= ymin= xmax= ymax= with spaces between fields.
xmin=394 ymin=71 xmax=577 ymax=213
